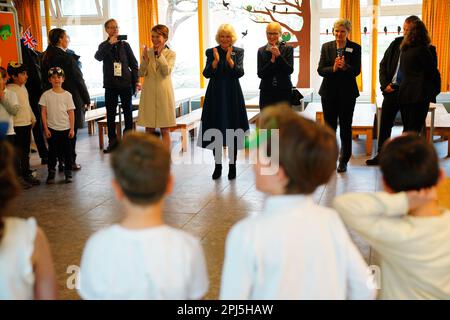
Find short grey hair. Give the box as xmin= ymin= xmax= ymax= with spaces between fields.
xmin=334 ymin=19 xmax=352 ymax=32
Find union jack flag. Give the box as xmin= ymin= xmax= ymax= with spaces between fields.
xmin=21 ymin=28 xmax=38 ymax=49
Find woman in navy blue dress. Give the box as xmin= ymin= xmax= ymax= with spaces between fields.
xmin=198 ymin=24 xmax=249 ymax=180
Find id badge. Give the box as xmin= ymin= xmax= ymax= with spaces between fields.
xmin=114 ymin=62 xmax=122 ymax=77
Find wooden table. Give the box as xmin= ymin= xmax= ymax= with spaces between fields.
xmin=245 ymin=88 xmax=314 ymax=111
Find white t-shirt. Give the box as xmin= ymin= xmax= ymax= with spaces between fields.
xmin=220 ymin=195 xmax=375 ymax=300
xmin=6 ymin=84 xmax=35 ymax=127
xmin=39 ymin=89 xmax=75 ymax=131
xmin=3 ymin=88 xmax=19 ymax=135
xmin=79 ymin=224 xmax=209 ymax=300
xmin=0 ymin=217 xmax=37 ymax=300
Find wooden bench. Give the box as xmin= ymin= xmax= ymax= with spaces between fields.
xmin=85 ymin=107 xmax=106 ymax=135
xmin=425 ymin=106 xmax=450 ymax=157
xmin=303 ymin=102 xmax=376 ymax=156
xmin=97 ymin=110 xmax=139 ymax=149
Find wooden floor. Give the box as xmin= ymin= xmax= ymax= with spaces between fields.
xmin=7 ymin=125 xmax=450 ymax=299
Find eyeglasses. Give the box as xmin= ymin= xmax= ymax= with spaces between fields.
xmin=266 ymin=32 xmax=279 ymax=36
xmin=48 ymin=67 xmax=65 ymax=77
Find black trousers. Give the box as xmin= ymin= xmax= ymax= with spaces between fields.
xmin=105 ymin=87 xmax=133 ymax=144
xmin=13 ymin=125 xmax=32 ymax=177
xmin=259 ymin=89 xmax=291 ymax=110
xmin=400 ymin=102 xmax=429 ymax=134
xmin=48 ymin=128 xmax=72 ymax=176
xmin=321 ymin=97 xmax=356 ymax=164
xmin=377 ymin=92 xmax=400 ymax=152
xmin=29 ymin=96 xmax=48 ymax=159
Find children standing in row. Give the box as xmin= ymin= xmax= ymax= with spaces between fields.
xmin=0 ymin=67 xmax=19 ymax=143
xmin=39 ymin=67 xmax=75 ymax=184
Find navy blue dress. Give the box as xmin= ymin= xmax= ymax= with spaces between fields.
xmin=198 ymin=46 xmax=249 ymax=149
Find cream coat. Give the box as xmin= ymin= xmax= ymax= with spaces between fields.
xmin=137 ymin=48 xmax=176 ymax=128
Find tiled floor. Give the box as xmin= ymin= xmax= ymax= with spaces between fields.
xmin=7 ymin=126 xmax=450 ymax=299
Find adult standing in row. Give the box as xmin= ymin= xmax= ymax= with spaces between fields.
xmin=257 ymin=22 xmax=294 ymax=109
xmin=317 ymin=19 xmax=361 ymax=173
xmin=41 ymin=28 xmax=90 ymax=170
xmin=95 ymin=19 xmax=139 ymax=153
xmin=366 ymin=16 xmax=439 ymax=166
xmin=198 ymin=24 xmax=249 ymax=180
xmin=137 ymin=24 xmax=176 ymax=149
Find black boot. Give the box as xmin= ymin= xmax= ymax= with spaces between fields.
xmin=212 ymin=164 xmax=222 ymax=180
xmin=228 ymin=164 xmax=236 ymax=180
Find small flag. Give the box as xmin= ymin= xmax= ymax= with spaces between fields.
xmin=21 ymin=27 xmax=38 ymax=49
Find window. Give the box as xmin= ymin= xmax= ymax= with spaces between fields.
xmin=60 ymin=0 xmax=100 ymax=16
xmin=158 ymin=0 xmax=200 ymax=89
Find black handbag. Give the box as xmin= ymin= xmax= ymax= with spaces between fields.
xmin=291 ymin=88 xmax=304 ymax=106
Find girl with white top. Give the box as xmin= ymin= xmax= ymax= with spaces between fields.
xmin=0 ymin=141 xmax=58 ymax=300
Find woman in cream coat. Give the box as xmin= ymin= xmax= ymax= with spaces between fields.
xmin=137 ymin=24 xmax=176 ymax=148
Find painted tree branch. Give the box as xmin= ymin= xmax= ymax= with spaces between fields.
xmin=251 ymin=8 xmax=299 ymax=34
xmin=270 ymin=0 xmax=302 ymax=11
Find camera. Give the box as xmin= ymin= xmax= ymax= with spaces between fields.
xmin=117 ymin=35 xmax=127 ymax=41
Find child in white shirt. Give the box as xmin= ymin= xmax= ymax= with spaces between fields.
xmin=333 ymin=134 xmax=450 ymax=299
xmin=78 ymin=132 xmax=209 ymax=299
xmin=40 ymin=67 xmax=75 ymax=184
xmin=0 ymin=141 xmax=57 ymax=299
xmin=6 ymin=62 xmax=39 ymax=186
xmin=0 ymin=67 xmax=19 ymax=141
xmin=220 ymin=106 xmax=375 ymax=300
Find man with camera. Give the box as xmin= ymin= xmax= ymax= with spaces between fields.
xmin=95 ymin=19 xmax=140 ymax=153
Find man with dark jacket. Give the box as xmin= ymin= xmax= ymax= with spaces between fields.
xmin=366 ymin=15 xmax=438 ymax=165
xmin=95 ymin=19 xmax=139 ymax=153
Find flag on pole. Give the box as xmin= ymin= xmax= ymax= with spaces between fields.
xmin=21 ymin=27 xmax=38 ymax=49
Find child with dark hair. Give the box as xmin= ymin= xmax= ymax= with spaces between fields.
xmin=6 ymin=62 xmax=40 ymax=187
xmin=333 ymin=134 xmax=450 ymax=299
xmin=0 ymin=141 xmax=57 ymax=299
xmin=221 ymin=106 xmax=374 ymax=300
xmin=78 ymin=132 xmax=208 ymax=299
xmin=40 ymin=67 xmax=75 ymax=184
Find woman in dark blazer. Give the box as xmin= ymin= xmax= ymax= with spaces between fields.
xmin=398 ymin=19 xmax=440 ymax=134
xmin=257 ymin=22 xmax=294 ymax=109
xmin=317 ymin=19 xmax=361 ymax=173
xmin=41 ymin=28 xmax=90 ymax=170
xmin=198 ymin=24 xmax=249 ymax=180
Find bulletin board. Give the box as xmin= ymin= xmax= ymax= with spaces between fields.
xmin=0 ymin=11 xmax=20 ymax=70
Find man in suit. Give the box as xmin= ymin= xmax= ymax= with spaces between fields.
xmin=318 ymin=19 xmax=361 ymax=173
xmin=366 ymin=15 xmax=438 ymax=165
xmin=257 ymin=22 xmax=294 ymax=109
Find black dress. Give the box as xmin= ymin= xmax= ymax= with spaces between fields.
xmin=198 ymin=46 xmax=249 ymax=149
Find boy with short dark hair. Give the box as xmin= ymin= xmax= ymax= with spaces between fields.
xmin=6 ymin=62 xmax=40 ymax=187
xmin=333 ymin=134 xmax=450 ymax=299
xmin=220 ymin=106 xmax=374 ymax=300
xmin=78 ymin=132 xmax=208 ymax=299
xmin=40 ymin=67 xmax=75 ymax=184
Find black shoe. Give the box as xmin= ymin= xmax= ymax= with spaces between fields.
xmin=24 ymin=175 xmax=41 ymax=186
xmin=41 ymin=157 xmax=48 ymax=165
xmin=103 ymin=142 xmax=118 ymax=154
xmin=19 ymin=178 xmax=33 ymax=190
xmin=228 ymin=164 xmax=236 ymax=180
xmin=72 ymin=163 xmax=82 ymax=171
xmin=46 ymin=171 xmax=56 ymax=184
xmin=65 ymin=175 xmax=73 ymax=184
xmin=337 ymin=162 xmax=347 ymax=173
xmin=365 ymin=155 xmax=379 ymax=166
xmin=212 ymin=164 xmax=222 ymax=180
xmin=58 ymin=164 xmax=65 ymax=173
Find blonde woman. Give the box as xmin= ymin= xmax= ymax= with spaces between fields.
xmin=137 ymin=24 xmax=176 ymax=148
xmin=198 ymin=24 xmax=249 ymax=180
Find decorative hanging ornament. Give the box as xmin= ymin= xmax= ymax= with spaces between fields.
xmin=281 ymin=32 xmax=291 ymax=42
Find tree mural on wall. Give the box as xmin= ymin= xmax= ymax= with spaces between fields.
xmin=164 ymin=0 xmax=198 ymax=42
xmin=243 ymin=0 xmax=311 ymax=87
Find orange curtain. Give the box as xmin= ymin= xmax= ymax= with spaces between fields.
xmin=422 ymin=0 xmax=450 ymax=92
xmin=14 ymin=0 xmax=43 ymax=52
xmin=340 ymin=0 xmax=362 ymax=91
xmin=137 ymin=0 xmax=158 ymax=58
